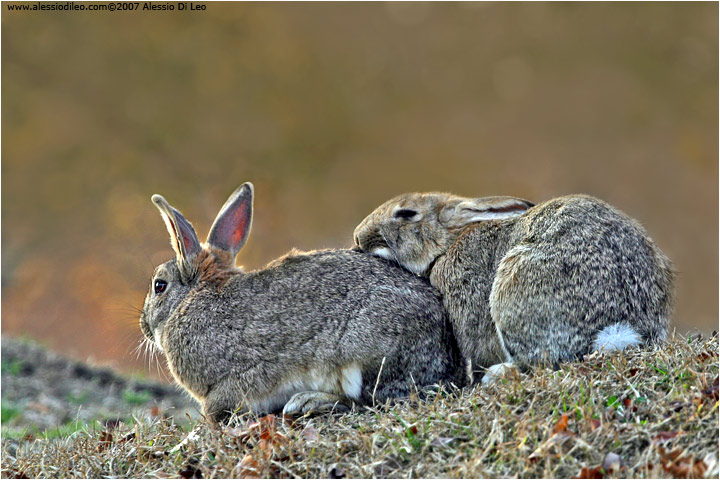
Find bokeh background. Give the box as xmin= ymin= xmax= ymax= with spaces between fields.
xmin=2 ymin=2 xmax=717 ymax=377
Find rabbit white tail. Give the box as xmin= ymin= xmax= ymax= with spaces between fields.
xmin=593 ymin=322 xmax=641 ymax=352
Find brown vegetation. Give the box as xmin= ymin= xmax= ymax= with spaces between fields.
xmin=2 ymin=334 xmax=717 ymax=478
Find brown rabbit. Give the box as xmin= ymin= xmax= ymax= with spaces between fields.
xmin=354 ymin=193 xmax=674 ymax=382
xmin=140 ymin=183 xmax=466 ymax=421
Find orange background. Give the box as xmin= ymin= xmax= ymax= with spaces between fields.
xmin=2 ymin=3 xmax=717 ymax=377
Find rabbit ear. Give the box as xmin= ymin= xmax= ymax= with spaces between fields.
xmin=207 ymin=182 xmax=254 ymax=258
xmin=439 ymin=196 xmax=534 ymax=227
xmin=152 ymin=194 xmax=202 ymax=280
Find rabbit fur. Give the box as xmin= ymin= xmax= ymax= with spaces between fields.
xmin=140 ymin=183 xmax=466 ymax=421
xmin=354 ymin=193 xmax=674 ymax=380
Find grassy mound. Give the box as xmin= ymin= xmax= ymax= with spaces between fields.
xmin=1 ymin=336 xmax=197 ymax=441
xmin=2 ymin=334 xmax=717 ymax=479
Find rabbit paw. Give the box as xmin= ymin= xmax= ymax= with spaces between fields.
xmin=481 ymin=362 xmax=517 ymax=386
xmin=283 ymin=391 xmax=352 ymax=416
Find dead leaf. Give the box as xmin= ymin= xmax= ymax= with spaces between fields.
xmin=652 ymin=431 xmax=681 ymax=444
xmin=576 ymin=365 xmax=592 ymax=375
xmin=257 ymin=439 xmax=274 ymax=459
xmin=659 ymin=446 xmax=709 ymax=478
xmin=602 ymin=452 xmax=625 ymax=472
xmin=589 ymin=419 xmax=602 ymax=431
xmin=430 ymin=436 xmax=456 ymax=448
xmin=302 ymin=426 xmax=319 ymax=442
xmin=622 ymin=397 xmax=639 ymax=413
xmin=227 ymin=414 xmax=287 ymax=449
xmin=697 ymin=351 xmax=717 ymax=362
xmin=552 ymin=412 xmax=570 ymax=434
xmin=574 ymin=466 xmax=604 ymax=479
xmin=660 ymin=446 xmax=684 ymax=462
xmin=257 ymin=415 xmax=277 ymax=441
xmin=97 ymin=430 xmax=113 ymax=452
xmin=237 ymin=454 xmax=260 ymax=479
xmin=225 ymin=426 xmax=245 ymax=438
xmin=149 ymin=405 xmax=162 ymax=417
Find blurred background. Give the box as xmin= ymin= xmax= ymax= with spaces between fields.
xmin=2 ymin=2 xmax=717 ymax=378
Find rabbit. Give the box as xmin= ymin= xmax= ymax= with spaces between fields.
xmin=139 ymin=182 xmax=466 ymax=422
xmin=353 ymin=193 xmax=675 ymax=383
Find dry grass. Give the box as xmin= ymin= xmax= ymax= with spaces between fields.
xmin=2 ymin=334 xmax=718 ymax=479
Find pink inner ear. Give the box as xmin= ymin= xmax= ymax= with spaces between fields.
xmin=492 ymin=203 xmax=528 ymax=213
xmin=229 ymin=203 xmax=250 ymax=247
xmin=183 ymin=235 xmax=195 ymax=252
xmin=232 ymin=218 xmax=247 ymax=246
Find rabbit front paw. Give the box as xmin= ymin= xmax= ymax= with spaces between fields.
xmin=481 ymin=362 xmax=518 ymax=386
xmin=283 ymin=391 xmax=352 ymax=416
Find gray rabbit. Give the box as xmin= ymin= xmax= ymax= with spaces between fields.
xmin=354 ymin=193 xmax=674 ymax=382
xmin=139 ymin=183 xmax=465 ymax=421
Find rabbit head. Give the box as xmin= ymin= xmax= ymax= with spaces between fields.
xmin=354 ymin=192 xmax=534 ymax=276
xmin=140 ymin=183 xmax=254 ymax=351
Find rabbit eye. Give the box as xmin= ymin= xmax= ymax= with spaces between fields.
xmin=394 ymin=209 xmax=418 ymax=220
xmin=154 ymin=279 xmax=168 ymax=294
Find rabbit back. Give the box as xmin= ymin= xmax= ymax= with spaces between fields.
xmin=488 ymin=195 xmax=673 ymax=367
xmin=429 ymin=221 xmax=513 ymax=372
xmin=161 ymin=248 xmax=465 ymax=415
